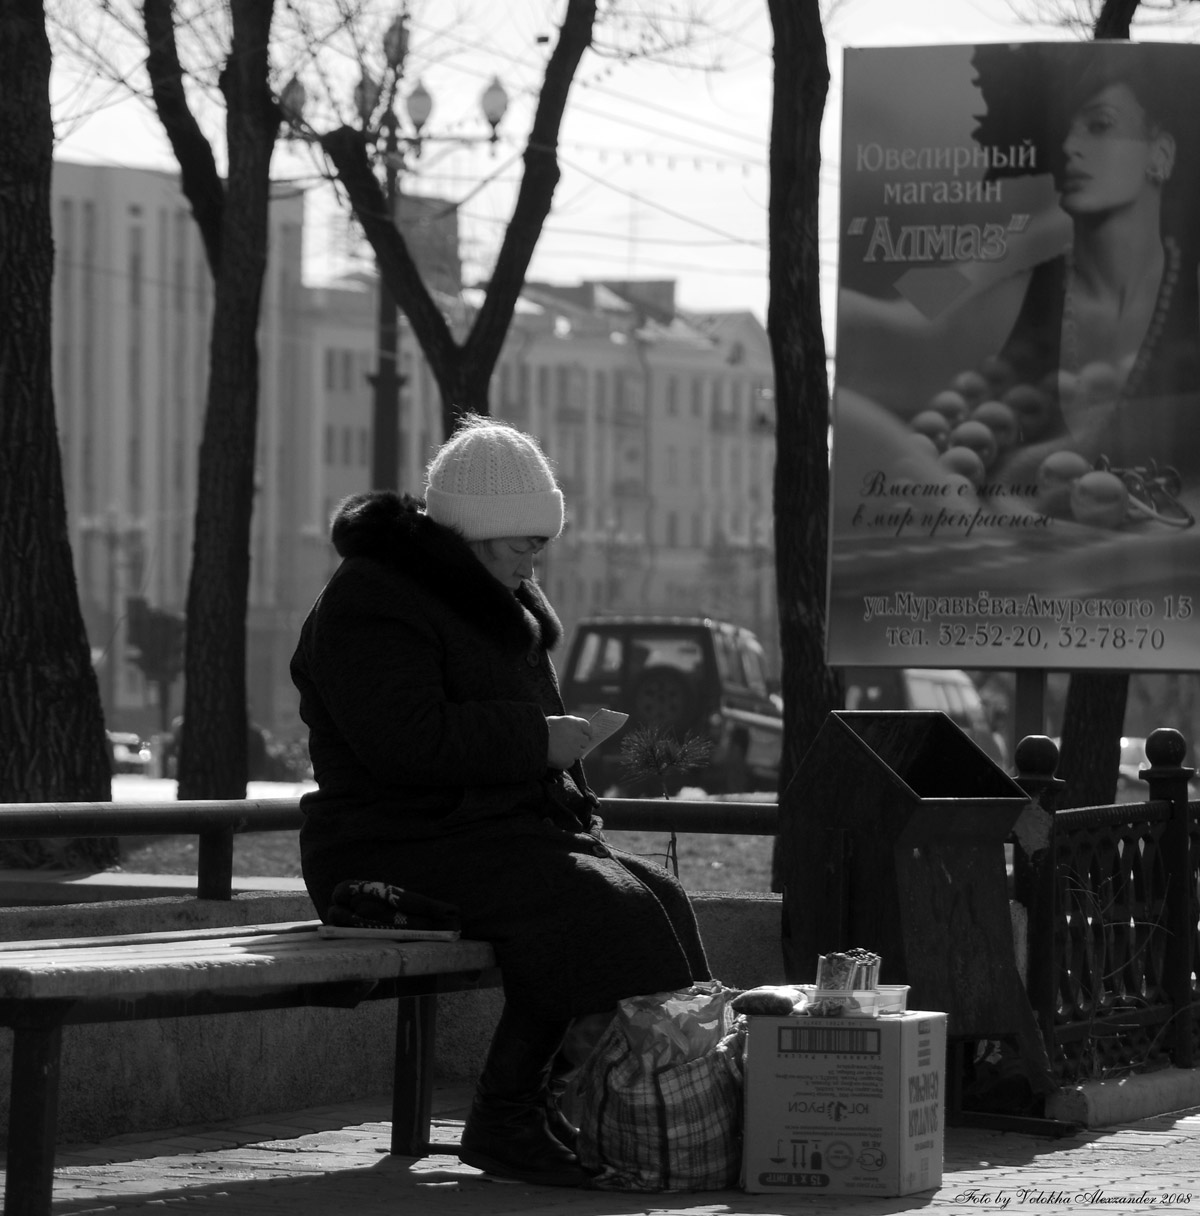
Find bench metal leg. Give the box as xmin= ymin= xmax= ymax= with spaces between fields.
xmin=390 ymin=993 xmax=438 ymax=1156
xmin=6 ymin=1021 xmax=64 ymax=1216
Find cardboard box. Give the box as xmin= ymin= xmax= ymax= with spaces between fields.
xmin=741 ymin=1009 xmax=946 ymax=1196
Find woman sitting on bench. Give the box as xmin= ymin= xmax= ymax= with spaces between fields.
xmin=290 ymin=415 xmax=711 ymax=1188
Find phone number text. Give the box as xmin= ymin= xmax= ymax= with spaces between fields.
xmin=883 ymin=625 xmax=1167 ymax=650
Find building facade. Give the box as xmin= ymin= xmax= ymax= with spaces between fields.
xmin=50 ymin=160 xmax=305 ymax=739
xmin=50 ymin=163 xmax=777 ymax=746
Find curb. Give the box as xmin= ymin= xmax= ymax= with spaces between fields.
xmin=1046 ymin=1066 xmax=1200 ymax=1126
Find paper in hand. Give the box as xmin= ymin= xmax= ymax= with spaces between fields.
xmin=583 ymin=708 xmax=630 ymax=757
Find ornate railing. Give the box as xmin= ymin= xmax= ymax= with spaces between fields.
xmin=0 ymin=727 xmax=1196 ymax=1089
xmin=1013 ymin=729 xmax=1199 ymax=1084
xmin=0 ymin=797 xmax=779 ymax=901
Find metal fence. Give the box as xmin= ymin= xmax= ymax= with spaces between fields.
xmin=1012 ymin=729 xmax=1199 ymax=1083
xmin=0 ymin=797 xmax=778 ymax=900
xmin=1 ymin=738 xmax=1196 ymax=1085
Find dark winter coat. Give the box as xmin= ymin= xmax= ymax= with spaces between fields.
xmin=290 ymin=492 xmax=710 ymax=1019
xmin=291 ymin=490 xmax=595 ymax=844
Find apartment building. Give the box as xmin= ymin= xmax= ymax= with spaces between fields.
xmin=301 ymin=275 xmax=779 ymax=684
xmin=50 ymin=161 xmax=777 ymax=745
xmin=50 ymin=160 xmax=305 ymax=738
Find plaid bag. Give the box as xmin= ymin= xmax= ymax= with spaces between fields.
xmin=576 ymin=981 xmax=745 ymax=1191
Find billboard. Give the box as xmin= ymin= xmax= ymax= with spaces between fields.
xmin=828 ymin=43 xmax=1200 ymax=671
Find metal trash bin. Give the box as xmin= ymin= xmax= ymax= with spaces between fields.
xmin=777 ymin=710 xmax=1054 ymax=1109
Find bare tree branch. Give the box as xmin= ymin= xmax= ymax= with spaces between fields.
xmin=316 ymin=0 xmax=597 ymax=436
xmin=460 ymin=0 xmax=597 ymax=408
xmin=143 ymin=0 xmax=225 ymax=271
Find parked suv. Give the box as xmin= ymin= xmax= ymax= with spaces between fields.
xmin=560 ymin=616 xmax=783 ymax=795
xmin=841 ymin=667 xmax=1006 ymax=765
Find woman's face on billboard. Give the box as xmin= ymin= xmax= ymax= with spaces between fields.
xmin=1058 ymin=81 xmax=1168 ymax=217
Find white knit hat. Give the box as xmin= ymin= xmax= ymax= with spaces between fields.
xmin=424 ymin=415 xmax=564 ymax=541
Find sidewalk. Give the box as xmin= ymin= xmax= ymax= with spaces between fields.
xmin=22 ymin=1083 xmax=1200 ymax=1216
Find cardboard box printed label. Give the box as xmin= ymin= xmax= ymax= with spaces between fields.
xmin=741 ymin=1010 xmax=947 ymax=1196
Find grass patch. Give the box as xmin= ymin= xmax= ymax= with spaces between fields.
xmin=118 ymin=827 xmax=774 ymax=892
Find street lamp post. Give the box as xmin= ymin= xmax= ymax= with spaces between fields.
xmin=371 ymin=100 xmax=403 ymax=491
xmin=349 ymin=13 xmax=410 ymax=493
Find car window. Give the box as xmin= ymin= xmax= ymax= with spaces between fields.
xmin=571 ymin=632 xmax=601 ymax=681
xmin=714 ymin=631 xmax=745 ymax=689
xmin=942 ymin=681 xmax=967 ymax=723
xmin=905 ymin=674 xmax=946 ymax=714
xmin=571 ymin=631 xmax=624 ymax=681
xmin=630 ymin=632 xmax=706 ymax=675
xmin=738 ymin=635 xmax=771 ymax=697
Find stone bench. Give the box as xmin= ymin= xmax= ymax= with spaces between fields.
xmin=0 ymin=920 xmax=500 ymax=1216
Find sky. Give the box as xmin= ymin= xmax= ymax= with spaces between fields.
xmin=47 ymin=0 xmax=1200 ymax=323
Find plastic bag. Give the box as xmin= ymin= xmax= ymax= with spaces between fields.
xmin=575 ymin=980 xmax=745 ymax=1191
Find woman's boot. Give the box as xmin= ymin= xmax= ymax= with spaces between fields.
xmin=545 ymin=1010 xmax=613 ymax=1151
xmin=459 ymin=1006 xmax=586 ymax=1186
xmin=545 ymin=1048 xmax=578 ymax=1152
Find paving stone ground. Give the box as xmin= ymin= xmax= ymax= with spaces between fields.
xmin=10 ymin=1085 xmax=1200 ymax=1216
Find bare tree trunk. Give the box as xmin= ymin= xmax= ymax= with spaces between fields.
xmin=320 ymin=0 xmax=597 ymax=439
xmin=144 ymin=0 xmax=281 ymax=799
xmin=766 ymin=0 xmax=840 ymax=889
xmin=0 ymin=0 xmax=115 ymax=864
xmin=1093 ymin=0 xmax=1140 ymax=35
xmin=1056 ymin=0 xmax=1138 ymax=808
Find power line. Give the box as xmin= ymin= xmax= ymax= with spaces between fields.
xmin=403 ymin=6 xmax=770 ymax=151
xmin=551 ymin=151 xmax=766 ymax=249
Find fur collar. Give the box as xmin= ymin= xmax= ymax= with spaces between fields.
xmin=330 ymin=491 xmax=562 ymax=653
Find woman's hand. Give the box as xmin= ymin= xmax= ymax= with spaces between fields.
xmin=546 ymin=715 xmax=593 ymax=769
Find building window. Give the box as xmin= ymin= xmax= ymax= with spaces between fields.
xmin=129 ymin=224 xmax=143 ymax=310
xmin=666 ymin=512 xmax=678 ymax=547
xmin=342 ymin=427 xmax=352 ymax=465
xmin=594 ymin=370 xmax=607 ymax=412
xmin=174 ymin=209 xmax=188 ymax=312
xmin=341 ymin=350 xmax=353 ymax=391
xmin=325 ymin=349 xmax=337 ymax=391
xmin=666 ymin=446 xmax=678 ymax=485
xmin=128 ymin=225 xmax=144 ymax=515
xmin=324 ymin=425 xmax=335 ymax=464
xmin=691 ymin=378 xmax=703 ymax=416
xmin=666 ymin=375 xmax=679 ymax=416
xmin=58 ymin=198 xmax=74 ymax=409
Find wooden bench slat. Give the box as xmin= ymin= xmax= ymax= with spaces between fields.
xmin=0 ymin=932 xmax=497 ymax=1004
xmin=0 ymin=920 xmax=319 ymax=954
xmin=0 ymin=933 xmax=491 ymax=969
xmin=0 ymin=916 xmax=505 ymax=1216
